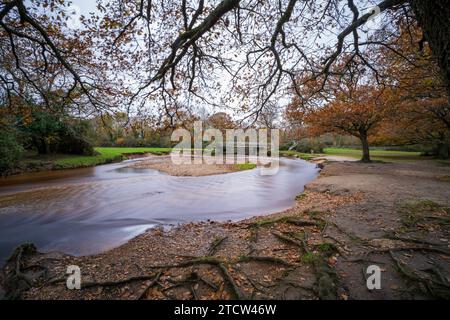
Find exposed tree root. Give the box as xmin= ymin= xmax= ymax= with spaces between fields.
xmin=249 ymin=216 xmax=322 ymax=228
xmin=7 ymin=202 xmax=447 ymax=301
xmin=83 ymin=273 xmax=161 ymax=290
xmin=137 ymin=272 xmax=162 ymax=300
xmin=2 ymin=243 xmax=41 ymax=299
xmin=271 ymin=230 xmax=309 ymax=254
xmin=271 ymin=229 xmax=338 ymax=300
xmin=327 ymin=221 xmax=367 ymax=244
xmin=237 ymin=255 xmax=295 ymax=267
xmin=137 ymin=256 xmax=244 ymax=299
xmin=46 ymin=271 xmax=162 ymax=290
xmin=217 ymin=263 xmax=243 ymax=299
xmin=208 ymin=236 xmax=228 ymax=256
xmin=422 ymin=215 xmax=450 ymax=224
xmin=383 ymin=233 xmax=444 ymax=247
xmin=388 ymin=250 xmax=450 ymax=299
xmin=370 ymin=246 xmax=450 ymax=256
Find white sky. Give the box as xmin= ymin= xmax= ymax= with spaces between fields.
xmin=62 ymin=0 xmax=385 ymax=122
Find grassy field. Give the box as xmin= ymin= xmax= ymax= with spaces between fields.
xmin=19 ymin=146 xmax=444 ymax=173
xmin=56 ymin=148 xmax=258 ymax=172
xmin=279 ymin=147 xmax=436 ymax=163
xmin=54 ymin=147 xmax=171 ymax=169
xmin=323 ymin=147 xmax=425 ymax=162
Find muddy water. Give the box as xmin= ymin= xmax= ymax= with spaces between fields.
xmin=0 ymin=158 xmax=317 ymax=263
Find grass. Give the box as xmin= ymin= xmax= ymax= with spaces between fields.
xmin=17 ymin=147 xmax=261 ymax=173
xmin=21 ymin=146 xmax=446 ymax=172
xmin=279 ymin=150 xmax=322 ymax=160
xmin=315 ymin=243 xmax=339 ymax=255
xmin=37 ymin=147 xmax=258 ymax=171
xmin=54 ymin=147 xmax=171 ymax=169
xmin=295 ymin=193 xmax=308 ymax=201
xmin=301 ymin=252 xmax=320 ymax=264
xmin=323 ymin=147 xmax=424 ymax=162
xmin=280 ymin=147 xmax=448 ymax=164
xmin=56 ymin=147 xmax=425 ymax=169
xmin=234 ymin=163 xmax=257 ymax=171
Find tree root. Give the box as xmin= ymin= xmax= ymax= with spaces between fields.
xmin=383 ymin=233 xmax=444 ymax=247
xmin=47 ymin=272 xmax=162 ymax=291
xmin=422 ymin=215 xmax=450 ymax=224
xmin=249 ymin=216 xmax=322 ymax=228
xmin=217 ymin=263 xmax=243 ymax=299
xmin=285 ymin=218 xmax=322 ymax=228
xmin=83 ymin=273 xmax=161 ymax=289
xmin=208 ymin=236 xmax=228 ymax=256
xmin=328 ymin=222 xmax=367 ymax=244
xmin=2 ymin=243 xmax=40 ymax=299
xmin=388 ymin=250 xmax=450 ymax=299
xmin=271 ymin=230 xmax=309 ymax=254
xmin=137 ymin=272 xmax=162 ymax=300
xmin=370 ymin=246 xmax=450 ymax=256
xmin=145 ymin=256 xmax=244 ymax=299
xmin=237 ymin=255 xmax=295 ymax=267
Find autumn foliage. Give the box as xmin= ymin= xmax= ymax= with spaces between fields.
xmin=286 ymin=18 xmax=449 ymax=160
xmin=287 ymin=84 xmax=391 ymax=162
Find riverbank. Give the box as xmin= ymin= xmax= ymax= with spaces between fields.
xmin=129 ymin=155 xmax=257 ymax=176
xmin=4 ymin=147 xmax=436 ymax=178
xmin=2 ymin=159 xmax=449 ymax=300
xmin=2 ymin=147 xmax=172 ymax=176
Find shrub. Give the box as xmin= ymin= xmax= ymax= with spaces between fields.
xmin=20 ymin=112 xmax=95 ymax=156
xmin=58 ymin=130 xmax=95 ymax=155
xmin=281 ymin=139 xmax=324 ymax=153
xmin=295 ymin=138 xmax=324 ymax=153
xmin=0 ymin=131 xmax=24 ymax=174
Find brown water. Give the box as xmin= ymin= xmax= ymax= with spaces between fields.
xmin=0 ymin=158 xmax=317 ymax=263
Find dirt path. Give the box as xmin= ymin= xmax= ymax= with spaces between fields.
xmin=1 ymin=160 xmax=450 ymax=300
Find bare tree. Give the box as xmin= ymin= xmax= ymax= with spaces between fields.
xmin=2 ymin=0 xmax=449 ymax=121
xmin=0 ymin=0 xmax=114 ymax=115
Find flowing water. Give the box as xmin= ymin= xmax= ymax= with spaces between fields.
xmin=0 ymin=157 xmax=317 ymax=263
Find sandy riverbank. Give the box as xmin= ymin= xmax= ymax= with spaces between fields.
xmin=128 ymin=155 xmax=251 ymax=176
xmin=1 ymin=160 xmax=450 ymax=300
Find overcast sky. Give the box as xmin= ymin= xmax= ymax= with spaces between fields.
xmin=60 ymin=0 xmax=384 ymax=120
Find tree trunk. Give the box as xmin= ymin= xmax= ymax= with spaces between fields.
xmin=359 ymin=133 xmax=371 ymax=162
xmin=410 ymin=0 xmax=450 ymax=103
xmin=436 ymin=143 xmax=449 ymax=159
xmin=36 ymin=138 xmax=47 ymax=155
xmin=435 ymin=132 xmax=450 ymax=159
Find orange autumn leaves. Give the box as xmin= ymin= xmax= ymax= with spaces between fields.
xmin=300 ymin=86 xmax=391 ymax=140
xmin=286 ymin=19 xmax=449 ymax=158
xmin=286 ymin=84 xmax=392 ymax=161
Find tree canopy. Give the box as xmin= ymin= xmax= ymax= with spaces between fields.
xmin=1 ymin=0 xmax=449 ymax=124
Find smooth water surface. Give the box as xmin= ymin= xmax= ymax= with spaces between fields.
xmin=0 ymin=158 xmax=317 ymax=262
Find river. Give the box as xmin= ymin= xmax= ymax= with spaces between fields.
xmin=0 ymin=157 xmax=317 ymax=263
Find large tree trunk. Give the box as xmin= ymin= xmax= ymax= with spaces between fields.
xmin=35 ymin=138 xmax=48 ymax=155
xmin=410 ymin=0 xmax=450 ymax=102
xmin=435 ymin=132 xmax=450 ymax=159
xmin=436 ymin=143 xmax=449 ymax=160
xmin=359 ymin=133 xmax=371 ymax=162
